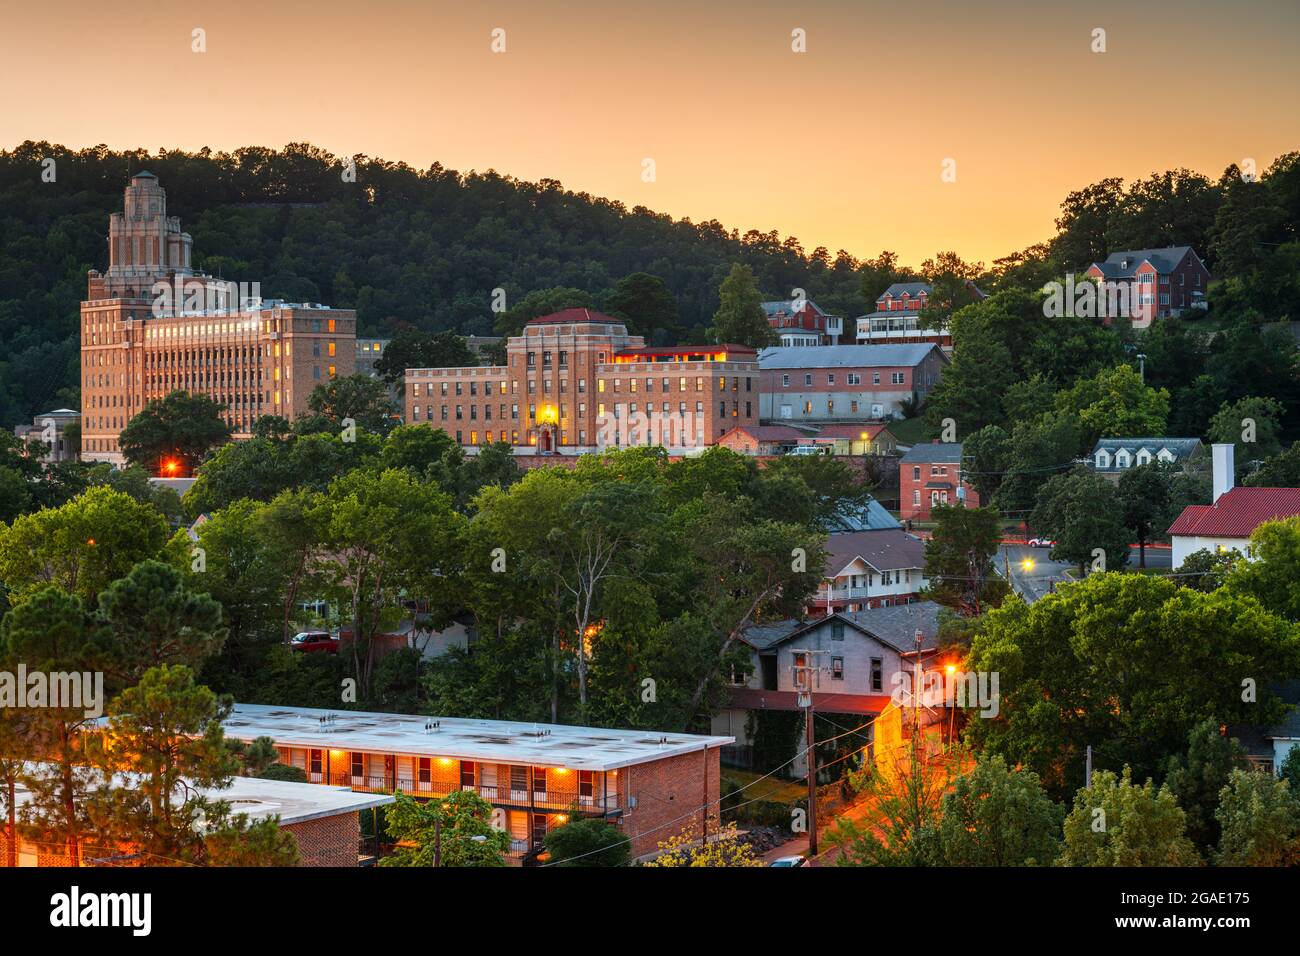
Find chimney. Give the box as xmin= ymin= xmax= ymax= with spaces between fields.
xmin=1211 ymin=443 xmax=1235 ymax=503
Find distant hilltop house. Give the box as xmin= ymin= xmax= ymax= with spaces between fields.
xmin=1168 ymin=443 xmax=1300 ymax=567
xmin=761 ymin=299 xmax=843 ymax=347
xmin=1089 ymin=437 xmax=1206 ymax=481
xmin=854 ymin=281 xmax=986 ymax=350
xmin=899 ymin=441 xmax=980 ymax=521
xmin=13 ymin=409 xmax=80 ymax=463
xmin=758 ymin=343 xmax=946 ymax=424
xmin=1084 ymin=246 xmax=1210 ymax=329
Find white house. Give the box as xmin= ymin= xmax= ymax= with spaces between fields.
xmin=1168 ymin=443 xmax=1300 ymax=567
xmin=1090 ymin=437 xmax=1205 ymax=482
xmin=807 ymin=529 xmax=929 ymax=615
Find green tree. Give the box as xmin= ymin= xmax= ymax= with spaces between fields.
xmin=829 ymin=740 xmax=950 ymax=867
xmin=119 ymin=390 xmax=232 ymax=473
xmin=303 ymin=373 xmax=395 ymax=434
xmin=1059 ymin=767 xmax=1200 ymax=866
xmin=923 ymin=504 xmax=1008 ymax=613
xmin=543 ymin=816 xmax=631 ymax=866
xmin=380 ymin=789 xmax=509 ymax=867
xmin=1161 ymin=718 xmax=1247 ymax=851
xmin=710 ymin=263 xmax=777 ymax=348
xmin=1117 ymin=461 xmax=1179 ymax=568
xmin=1054 ymin=365 xmax=1170 ymax=445
xmin=97 ymin=559 xmax=226 ymax=685
xmin=1225 ymin=516 xmax=1300 ymax=622
xmin=1208 ymin=396 xmax=1286 ymax=474
xmin=1214 ymin=769 xmax=1300 ymax=866
xmin=603 ymin=272 xmax=681 ymax=345
xmin=87 ymin=665 xmax=240 ymax=865
xmin=1030 ymin=468 xmax=1130 ymax=575
xmin=1246 ymin=441 xmax=1300 ymax=487
xmin=933 ymin=755 xmax=1063 ymax=866
xmin=0 ymin=486 xmax=169 ymax=606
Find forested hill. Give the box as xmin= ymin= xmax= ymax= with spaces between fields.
xmin=2 ymin=141 xmax=1299 ymax=430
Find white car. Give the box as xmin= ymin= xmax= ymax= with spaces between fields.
xmin=1027 ymin=537 xmax=1056 ymax=548
xmin=769 ymin=855 xmax=807 ymax=867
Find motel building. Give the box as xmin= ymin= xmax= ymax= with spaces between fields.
xmin=223 ymin=703 xmax=733 ymax=861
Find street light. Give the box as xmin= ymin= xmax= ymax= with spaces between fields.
xmin=1020 ymin=557 xmax=1035 ymax=573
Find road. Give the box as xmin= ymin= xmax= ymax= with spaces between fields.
xmin=998 ymin=543 xmax=1171 ymax=603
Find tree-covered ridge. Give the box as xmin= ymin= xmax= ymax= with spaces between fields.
xmin=5 ymin=141 xmax=1300 ymax=429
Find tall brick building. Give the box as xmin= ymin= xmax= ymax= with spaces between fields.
xmin=405 ymin=309 xmax=759 ymax=452
xmin=80 ymin=172 xmax=356 ymax=463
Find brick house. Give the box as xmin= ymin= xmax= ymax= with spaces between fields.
xmin=224 ymin=703 xmax=730 ymax=861
xmin=716 ymin=423 xmax=811 ymax=455
xmin=854 ymin=281 xmax=985 ymax=349
xmin=899 ymin=441 xmax=980 ymax=520
xmin=1084 ymin=246 xmax=1211 ymax=328
xmin=761 ymin=298 xmax=843 ymax=346
xmin=758 ymin=343 xmax=947 ymax=424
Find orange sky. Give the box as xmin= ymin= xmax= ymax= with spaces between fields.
xmin=3 ymin=0 xmax=1298 ymax=266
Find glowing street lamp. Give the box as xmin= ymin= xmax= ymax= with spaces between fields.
xmin=1020 ymin=557 xmax=1035 ymax=573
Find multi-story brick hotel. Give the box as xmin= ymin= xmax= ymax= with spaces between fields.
xmin=404 ymin=308 xmax=759 ymax=452
xmin=80 ymin=172 xmax=356 ymax=462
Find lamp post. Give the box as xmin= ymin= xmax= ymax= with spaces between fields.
xmin=1136 ymin=352 xmax=1146 ymax=384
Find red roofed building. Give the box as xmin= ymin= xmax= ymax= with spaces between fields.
xmin=716 ymin=424 xmax=810 ymax=455
xmin=1169 ymin=443 xmax=1300 ymax=566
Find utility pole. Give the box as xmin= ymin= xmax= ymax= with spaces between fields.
xmin=792 ymin=648 xmax=828 ymax=858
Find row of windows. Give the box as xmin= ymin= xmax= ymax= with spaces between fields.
xmin=781 ymin=371 xmax=905 ymax=387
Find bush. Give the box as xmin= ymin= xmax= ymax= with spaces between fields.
xmin=258 ymin=763 xmax=308 ymax=783
xmin=542 ymin=817 xmax=631 ymax=867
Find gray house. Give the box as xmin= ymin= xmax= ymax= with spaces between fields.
xmin=1089 ymin=437 xmax=1206 ymax=482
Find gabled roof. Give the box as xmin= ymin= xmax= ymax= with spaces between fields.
xmin=1092 ymin=437 xmax=1202 ymax=457
xmin=899 ymin=441 xmax=963 ymax=464
xmin=821 ymin=498 xmax=901 ymax=533
xmin=761 ymin=299 xmax=827 ymax=317
xmin=740 ymin=601 xmax=943 ymax=655
xmin=824 ymin=529 xmax=925 ymax=576
xmin=1167 ymin=487 xmax=1300 ymax=539
xmin=878 ymin=282 xmax=932 ymax=300
xmin=727 ymin=424 xmax=807 ymax=442
xmin=759 ymin=343 xmax=941 ymax=370
xmin=1088 ymin=247 xmax=1200 ymax=279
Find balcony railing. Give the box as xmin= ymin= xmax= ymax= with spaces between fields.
xmin=321 ymin=773 xmax=620 ymax=813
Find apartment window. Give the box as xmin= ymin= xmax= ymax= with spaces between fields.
xmin=470 ymin=381 xmax=478 ymax=396
xmin=543 ymin=351 xmax=552 ymax=368
xmin=510 ymin=765 xmax=528 ymax=793
xmin=351 ymin=753 xmax=364 ymax=778
xmin=527 ymin=352 xmax=536 ymax=368
xmin=578 ymin=770 xmax=595 ymax=799
xmin=310 ymin=749 xmax=322 ymax=775
xmin=847 ymin=373 xmax=861 ymax=385
xmin=870 ymin=658 xmax=883 ymax=692
xmin=873 ymin=371 xmax=881 ymax=385
xmin=418 ymin=757 xmax=431 ymax=784
xmin=578 ymin=378 xmax=586 ymax=393
xmin=832 ymin=657 xmax=844 ymax=680
xmin=891 ymin=372 xmax=905 ymax=385
xmin=804 ymin=373 xmax=813 ymax=386
xmin=827 ymin=373 xmax=835 ymax=385
xmin=456 ymin=406 xmax=464 ymax=420
xmin=460 ymin=761 xmax=476 ymax=789
xmin=913 ymin=466 xmax=921 ymax=479
xmin=532 ymin=767 xmax=547 ymax=797
xmin=441 ymin=405 xmax=448 ymax=421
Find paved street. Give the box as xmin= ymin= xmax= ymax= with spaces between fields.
xmin=997 ymin=543 xmax=1172 ymax=602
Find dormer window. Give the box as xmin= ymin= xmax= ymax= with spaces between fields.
xmin=1095 ymin=450 xmax=1111 ymax=469
xmin=1136 ymin=449 xmax=1151 ymax=466
xmin=1115 ymin=449 xmax=1131 ymax=468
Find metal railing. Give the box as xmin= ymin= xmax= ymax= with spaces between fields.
xmin=324 ymin=773 xmax=620 ymax=812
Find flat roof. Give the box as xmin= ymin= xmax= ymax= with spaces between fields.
xmin=225 ymin=703 xmax=734 ymax=772
xmin=12 ymin=767 xmax=394 ymax=826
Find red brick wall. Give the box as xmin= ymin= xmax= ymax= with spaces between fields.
xmin=623 ymin=748 xmax=722 ymax=859
xmin=281 ymin=812 xmax=360 ymax=867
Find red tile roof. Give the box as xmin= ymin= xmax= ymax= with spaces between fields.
xmin=524 ymin=308 xmax=624 ymax=326
xmin=1167 ymin=487 xmax=1300 ymax=538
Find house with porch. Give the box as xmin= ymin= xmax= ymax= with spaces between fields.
xmin=808 ymin=528 xmax=929 ymax=615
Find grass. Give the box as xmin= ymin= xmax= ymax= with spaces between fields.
xmin=889 ymin=415 xmax=936 ymax=446
xmin=721 ymin=769 xmax=807 ymax=803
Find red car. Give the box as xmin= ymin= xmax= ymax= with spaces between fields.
xmin=290 ymin=630 xmax=339 ymax=654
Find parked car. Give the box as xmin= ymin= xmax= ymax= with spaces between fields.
xmin=769 ymin=855 xmax=807 ymax=867
xmin=1027 ymin=537 xmax=1056 ymax=548
xmin=290 ymin=630 xmax=339 ymax=654
xmin=789 ymin=445 xmax=830 ymax=457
